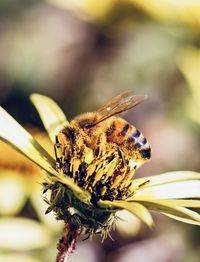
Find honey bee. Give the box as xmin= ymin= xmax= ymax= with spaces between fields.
xmin=55 ymin=92 xmax=151 ymax=204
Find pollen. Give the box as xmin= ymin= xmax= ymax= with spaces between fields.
xmin=55 ymin=134 xmax=136 ymax=204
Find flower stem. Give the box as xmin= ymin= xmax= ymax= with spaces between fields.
xmin=56 ymin=223 xmax=79 ymax=262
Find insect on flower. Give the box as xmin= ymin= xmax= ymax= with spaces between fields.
xmin=55 ymin=92 xmax=151 ymax=205
xmin=1 ymin=92 xmax=200 ymax=261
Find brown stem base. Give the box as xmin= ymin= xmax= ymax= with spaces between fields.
xmin=56 ymin=224 xmax=79 ymax=262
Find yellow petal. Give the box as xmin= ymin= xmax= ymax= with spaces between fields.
xmin=132 ymin=180 xmax=200 ymax=199
xmin=30 ymin=94 xmax=68 ymax=143
xmin=0 ymin=218 xmax=51 ymax=250
xmin=163 ymin=213 xmax=200 ymax=226
xmin=0 ymin=170 xmax=27 ymax=215
xmin=128 ymin=199 xmax=200 ymax=224
xmin=99 ymin=200 xmax=154 ymax=228
xmin=131 ymin=171 xmax=200 ymax=190
xmin=0 ymin=106 xmax=56 ymax=175
xmin=0 ymin=107 xmax=90 ymax=204
xmin=130 ymin=198 xmax=200 ymax=208
xmin=0 ymin=254 xmax=41 ymax=262
xmin=115 ymin=210 xmax=141 ymax=237
xmin=130 ymin=0 xmax=200 ymax=28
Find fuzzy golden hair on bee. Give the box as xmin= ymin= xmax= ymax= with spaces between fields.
xmin=73 ymin=112 xmax=101 ymax=129
xmin=53 ymin=92 xmax=151 ymax=207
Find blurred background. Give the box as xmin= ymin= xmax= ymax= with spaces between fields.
xmin=0 ymin=0 xmax=200 ymax=261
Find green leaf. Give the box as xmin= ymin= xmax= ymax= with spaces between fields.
xmin=0 ymin=107 xmax=56 ymax=175
xmin=99 ymin=200 xmax=154 ymax=228
xmin=30 ymin=94 xmax=68 ymax=143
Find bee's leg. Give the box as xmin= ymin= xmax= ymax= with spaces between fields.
xmin=91 ymin=134 xmax=101 ymax=158
xmin=54 ymin=141 xmax=68 ymax=170
xmin=138 ymin=179 xmax=150 ymax=188
xmin=127 ymin=179 xmax=150 ymax=198
xmin=93 ymin=133 xmax=106 ymax=158
xmin=118 ymin=148 xmax=126 ymax=167
xmin=54 ymin=142 xmax=61 ymax=166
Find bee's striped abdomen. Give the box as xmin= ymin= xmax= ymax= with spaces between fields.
xmin=106 ymin=118 xmax=132 ymax=144
xmin=106 ymin=118 xmax=151 ymax=161
xmin=120 ymin=123 xmax=130 ymax=136
xmin=127 ymin=128 xmax=151 ymax=160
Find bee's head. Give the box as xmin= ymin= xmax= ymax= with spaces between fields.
xmin=74 ymin=112 xmax=100 ymax=129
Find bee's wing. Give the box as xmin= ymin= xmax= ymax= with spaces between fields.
xmin=96 ymin=91 xmax=131 ymax=113
xmin=94 ymin=93 xmax=147 ymax=125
